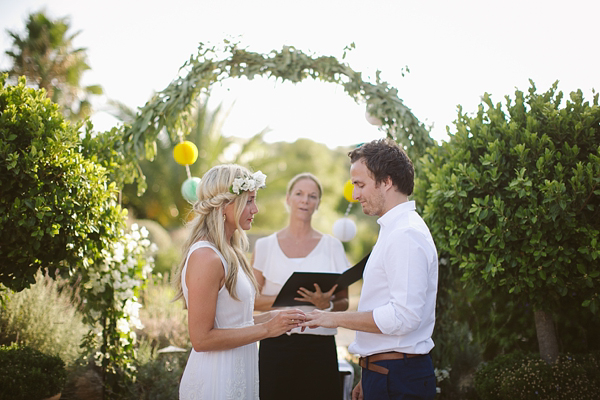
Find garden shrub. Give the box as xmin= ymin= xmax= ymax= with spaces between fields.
xmin=0 ymin=271 xmax=88 ymax=365
xmin=137 ymin=274 xmax=190 ymax=349
xmin=0 ymin=74 xmax=126 ymax=293
xmin=0 ymin=344 xmax=67 ymax=400
xmin=422 ymin=81 xmax=600 ymax=365
xmin=475 ymin=352 xmax=600 ymax=400
xmin=131 ymin=350 xmax=188 ymax=400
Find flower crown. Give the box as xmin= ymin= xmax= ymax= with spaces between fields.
xmin=230 ymin=171 xmax=267 ymax=195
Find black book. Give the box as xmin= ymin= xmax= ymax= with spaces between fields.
xmin=271 ymin=252 xmax=370 ymax=307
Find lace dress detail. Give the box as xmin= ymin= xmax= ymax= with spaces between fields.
xmin=179 ymin=241 xmax=259 ymax=400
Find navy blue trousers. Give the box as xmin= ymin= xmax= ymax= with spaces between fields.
xmin=362 ymin=354 xmax=436 ymax=400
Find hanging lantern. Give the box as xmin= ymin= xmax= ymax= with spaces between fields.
xmin=173 ymin=141 xmax=199 ymax=165
xmin=333 ymin=218 xmax=357 ymax=242
xmin=365 ymin=108 xmax=382 ymax=126
xmin=343 ymin=180 xmax=358 ymax=203
xmin=181 ymin=177 xmax=201 ymax=203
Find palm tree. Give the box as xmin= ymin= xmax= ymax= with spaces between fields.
xmin=3 ymin=10 xmax=102 ymax=121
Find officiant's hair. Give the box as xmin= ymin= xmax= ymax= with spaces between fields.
xmin=348 ymin=138 xmax=414 ymax=196
xmin=286 ymin=172 xmax=323 ymax=201
xmin=173 ymin=164 xmax=259 ymax=302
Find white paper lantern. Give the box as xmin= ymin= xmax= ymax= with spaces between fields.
xmin=333 ymin=218 xmax=357 ymax=242
xmin=365 ymin=109 xmax=382 ymax=126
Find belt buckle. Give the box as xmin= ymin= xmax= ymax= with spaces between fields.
xmin=359 ymin=355 xmax=369 ymax=369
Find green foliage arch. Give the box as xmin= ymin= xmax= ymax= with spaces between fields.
xmin=126 ymin=42 xmax=434 ymax=174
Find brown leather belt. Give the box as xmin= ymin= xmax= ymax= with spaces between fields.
xmin=359 ymin=352 xmax=424 ymax=375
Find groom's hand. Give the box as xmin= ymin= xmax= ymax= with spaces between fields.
xmin=352 ymin=379 xmax=363 ymax=400
xmin=299 ymin=309 xmax=338 ymax=330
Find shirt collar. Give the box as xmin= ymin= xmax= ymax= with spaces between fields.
xmin=377 ymin=200 xmax=416 ymax=227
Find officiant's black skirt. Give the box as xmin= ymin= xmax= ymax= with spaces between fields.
xmin=259 ymin=333 xmax=343 ymax=400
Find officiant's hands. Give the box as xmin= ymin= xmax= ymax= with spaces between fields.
xmin=265 ymin=309 xmax=306 ymax=337
xmin=295 ymin=283 xmax=337 ymax=310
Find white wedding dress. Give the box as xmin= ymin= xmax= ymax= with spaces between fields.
xmin=179 ymin=241 xmax=259 ymax=400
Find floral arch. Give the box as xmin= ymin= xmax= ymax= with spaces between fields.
xmin=126 ymin=42 xmax=434 ymax=164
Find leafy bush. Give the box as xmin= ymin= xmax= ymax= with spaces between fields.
xmin=0 ymin=74 xmax=125 ymax=292
xmin=137 ymin=274 xmax=190 ymax=349
xmin=131 ymin=348 xmax=188 ymax=400
xmin=422 ymin=81 xmax=600 ymax=364
xmin=0 ymin=271 xmax=88 ymax=365
xmin=0 ymin=344 xmax=66 ymax=400
xmin=475 ymin=352 xmax=600 ymax=400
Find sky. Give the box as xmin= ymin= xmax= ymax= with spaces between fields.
xmin=1 ymin=0 xmax=598 ymax=149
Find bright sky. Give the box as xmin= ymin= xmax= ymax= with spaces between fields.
xmin=1 ymin=0 xmax=598 ymax=149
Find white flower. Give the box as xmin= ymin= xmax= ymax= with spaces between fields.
xmin=123 ymin=299 xmax=142 ymax=317
xmin=231 ymin=177 xmax=245 ymax=194
xmin=131 ymin=230 xmax=141 ymax=241
xmin=113 ymin=243 xmax=125 ymax=263
xmin=252 ymin=171 xmax=267 ymax=189
xmin=116 ymin=318 xmax=131 ymax=334
xmin=140 ymin=226 xmax=149 ymax=238
xmin=100 ymin=262 xmax=110 ymax=272
xmin=229 ymin=171 xmax=267 ymax=195
xmin=94 ymin=351 xmax=104 ymax=362
xmin=142 ymin=264 xmax=153 ymax=279
xmin=111 ymin=270 xmax=121 ymax=281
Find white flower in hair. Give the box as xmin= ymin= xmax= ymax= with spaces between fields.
xmin=230 ymin=170 xmax=267 ymax=194
xmin=251 ymin=171 xmax=267 ymax=189
xmin=231 ymin=178 xmax=245 ymax=194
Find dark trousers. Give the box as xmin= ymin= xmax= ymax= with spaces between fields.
xmin=362 ymin=354 xmax=436 ymax=400
xmin=259 ymin=334 xmax=343 ymax=400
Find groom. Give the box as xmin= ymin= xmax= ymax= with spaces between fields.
xmin=301 ymin=138 xmax=439 ymax=400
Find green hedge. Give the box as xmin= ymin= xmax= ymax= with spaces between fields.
xmin=0 ymin=344 xmax=66 ymax=400
xmin=474 ymin=352 xmax=600 ymax=400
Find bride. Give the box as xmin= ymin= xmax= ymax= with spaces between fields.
xmin=173 ymin=164 xmax=305 ymax=400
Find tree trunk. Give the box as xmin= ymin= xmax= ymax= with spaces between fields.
xmin=534 ymin=309 xmax=559 ymax=364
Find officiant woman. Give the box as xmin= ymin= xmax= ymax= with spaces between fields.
xmin=253 ymin=172 xmax=350 ymax=400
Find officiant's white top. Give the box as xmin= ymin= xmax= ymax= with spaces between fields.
xmin=254 ymin=233 xmax=350 ymax=336
xmin=179 ymin=241 xmax=259 ymax=400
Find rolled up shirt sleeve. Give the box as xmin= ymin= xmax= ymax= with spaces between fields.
xmin=372 ymin=228 xmax=432 ymax=336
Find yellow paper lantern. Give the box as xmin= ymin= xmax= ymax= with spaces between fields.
xmin=173 ymin=141 xmax=198 ymax=165
xmin=343 ymin=179 xmax=358 ymax=203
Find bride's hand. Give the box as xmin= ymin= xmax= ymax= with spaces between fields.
xmin=264 ymin=309 xmax=305 ymax=337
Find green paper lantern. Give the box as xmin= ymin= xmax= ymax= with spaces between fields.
xmin=181 ymin=177 xmax=201 ymax=203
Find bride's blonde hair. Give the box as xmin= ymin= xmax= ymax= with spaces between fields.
xmin=173 ymin=164 xmax=259 ymax=302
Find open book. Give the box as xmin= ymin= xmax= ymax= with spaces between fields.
xmin=272 ymin=252 xmax=370 ymax=307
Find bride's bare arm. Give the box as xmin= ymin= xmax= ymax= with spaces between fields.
xmin=186 ymin=249 xmax=303 ymax=352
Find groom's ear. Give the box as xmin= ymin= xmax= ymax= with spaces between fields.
xmin=382 ymin=176 xmax=394 ymax=191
